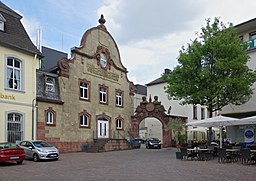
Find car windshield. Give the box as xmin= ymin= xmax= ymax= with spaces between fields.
xmin=33 ymin=141 xmax=52 ymax=148
xmin=149 ymin=138 xmax=160 ymax=142
xmin=0 ymin=143 xmax=18 ymax=149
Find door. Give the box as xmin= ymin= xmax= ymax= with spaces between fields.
xmin=98 ymin=119 xmax=109 ymax=138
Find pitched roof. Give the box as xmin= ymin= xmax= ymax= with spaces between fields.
xmin=0 ymin=1 xmax=42 ymax=57
xmin=146 ymin=77 xmax=165 ymax=86
xmin=42 ymin=46 xmax=68 ymax=71
xmin=146 ymin=68 xmax=170 ymax=86
xmin=134 ymin=84 xmax=147 ymax=95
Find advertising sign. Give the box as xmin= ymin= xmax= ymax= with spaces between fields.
xmin=244 ymin=128 xmax=254 ymax=146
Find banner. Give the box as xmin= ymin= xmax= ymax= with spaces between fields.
xmin=244 ymin=128 xmax=254 ymax=146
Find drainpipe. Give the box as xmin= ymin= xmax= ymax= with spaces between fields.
xmin=32 ymin=99 xmax=38 ymax=140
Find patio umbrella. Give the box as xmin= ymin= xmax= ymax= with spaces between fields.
xmin=186 ymin=115 xmax=239 ymax=148
xmin=238 ymin=116 xmax=256 ymax=125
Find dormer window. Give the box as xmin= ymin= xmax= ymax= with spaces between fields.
xmin=0 ymin=13 xmax=6 ymax=31
xmin=45 ymin=77 xmax=55 ymax=92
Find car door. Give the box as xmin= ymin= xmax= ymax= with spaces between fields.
xmin=25 ymin=141 xmax=35 ymax=158
xmin=19 ymin=141 xmax=30 ymax=159
xmin=20 ymin=141 xmax=33 ymax=159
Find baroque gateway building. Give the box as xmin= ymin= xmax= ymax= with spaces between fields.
xmin=37 ymin=15 xmax=135 ymax=153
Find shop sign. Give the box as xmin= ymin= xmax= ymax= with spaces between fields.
xmin=0 ymin=92 xmax=16 ymax=100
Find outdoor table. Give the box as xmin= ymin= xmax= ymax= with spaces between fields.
xmin=226 ymin=148 xmax=240 ymax=162
xmin=187 ymin=148 xmax=213 ymax=160
xmin=226 ymin=148 xmax=240 ymax=152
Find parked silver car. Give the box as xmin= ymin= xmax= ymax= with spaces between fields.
xmin=19 ymin=140 xmax=59 ymax=162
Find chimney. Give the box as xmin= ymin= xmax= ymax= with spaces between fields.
xmin=164 ymin=68 xmax=171 ymax=74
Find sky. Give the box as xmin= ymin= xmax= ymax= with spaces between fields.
xmin=2 ymin=0 xmax=256 ymax=85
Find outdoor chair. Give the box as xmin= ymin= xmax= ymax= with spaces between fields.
xmin=217 ymin=148 xmax=232 ymax=163
xmin=241 ymin=148 xmax=256 ymax=165
xmin=197 ymin=150 xmax=211 ymax=161
xmin=207 ymin=145 xmax=216 ymax=159
xmin=180 ymin=147 xmax=196 ymax=160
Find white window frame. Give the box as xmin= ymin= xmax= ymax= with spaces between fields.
xmin=80 ymin=115 xmax=89 ymax=127
xmin=6 ymin=111 xmax=24 ymax=143
xmin=116 ymin=92 xmax=122 ymax=107
xmin=6 ymin=57 xmax=22 ymax=90
xmin=116 ymin=119 xmax=122 ymax=129
xmin=46 ymin=112 xmax=54 ymax=124
xmin=0 ymin=13 xmax=6 ymax=31
xmin=100 ymin=87 xmax=107 ymax=103
xmin=80 ymin=82 xmax=89 ymax=100
xmin=45 ymin=77 xmax=55 ymax=92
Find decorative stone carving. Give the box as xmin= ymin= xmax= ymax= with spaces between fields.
xmin=131 ymin=96 xmax=171 ymax=147
xmin=57 ymin=58 xmax=70 ymax=78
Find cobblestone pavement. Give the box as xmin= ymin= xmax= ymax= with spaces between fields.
xmin=0 ymin=146 xmax=255 ymax=181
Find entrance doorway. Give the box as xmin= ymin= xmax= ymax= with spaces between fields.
xmin=98 ymin=119 xmax=109 ymax=138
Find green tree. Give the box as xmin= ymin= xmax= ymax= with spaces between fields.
xmin=163 ymin=18 xmax=256 ymax=118
xmin=168 ymin=118 xmax=186 ymax=145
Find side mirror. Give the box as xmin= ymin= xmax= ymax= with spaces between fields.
xmin=29 ymin=146 xmax=33 ymax=150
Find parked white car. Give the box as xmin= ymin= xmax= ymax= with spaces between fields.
xmin=19 ymin=140 xmax=59 ymax=162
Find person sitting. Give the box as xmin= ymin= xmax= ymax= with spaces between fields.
xmin=210 ymin=140 xmax=219 ymax=146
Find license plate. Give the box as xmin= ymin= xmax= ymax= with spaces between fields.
xmin=154 ymin=145 xmax=158 ymax=147
xmin=50 ymin=154 xmax=57 ymax=157
xmin=10 ymin=156 xmax=19 ymax=159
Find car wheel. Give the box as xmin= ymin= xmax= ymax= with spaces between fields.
xmin=17 ymin=160 xmax=23 ymax=165
xmin=33 ymin=153 xmax=40 ymax=162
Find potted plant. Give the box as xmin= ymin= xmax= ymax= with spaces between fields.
xmin=168 ymin=118 xmax=186 ymax=159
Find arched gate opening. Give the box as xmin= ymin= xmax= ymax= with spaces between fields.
xmin=130 ymin=96 xmax=187 ymax=148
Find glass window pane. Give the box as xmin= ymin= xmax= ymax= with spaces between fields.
xmin=14 ymin=60 xmax=20 ymax=68
xmin=7 ymin=58 xmax=13 ymax=66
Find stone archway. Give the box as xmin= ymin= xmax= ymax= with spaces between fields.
xmin=130 ymin=96 xmax=186 ymax=148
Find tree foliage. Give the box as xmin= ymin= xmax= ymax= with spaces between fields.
xmin=163 ymin=18 xmax=256 ymax=117
xmin=168 ymin=118 xmax=186 ymax=144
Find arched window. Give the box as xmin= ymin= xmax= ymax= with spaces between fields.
xmin=79 ymin=110 xmax=91 ymax=128
xmin=45 ymin=108 xmax=56 ymax=126
xmin=80 ymin=115 xmax=89 ymax=127
xmin=116 ymin=119 xmax=123 ymax=130
xmin=7 ymin=113 xmax=23 ymax=143
xmin=45 ymin=77 xmax=55 ymax=92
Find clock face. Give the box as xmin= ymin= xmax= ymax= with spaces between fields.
xmin=100 ymin=53 xmax=107 ymax=68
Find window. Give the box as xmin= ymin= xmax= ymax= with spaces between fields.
xmin=45 ymin=77 xmax=55 ymax=92
xmin=47 ymin=112 xmax=54 ymax=124
xmin=45 ymin=108 xmax=56 ymax=126
xmin=0 ymin=13 xmax=6 ymax=31
xmin=249 ymin=32 xmax=256 ymax=49
xmin=80 ymin=80 xmax=90 ymax=100
xmin=80 ymin=115 xmax=89 ymax=127
xmin=99 ymin=86 xmax=108 ymax=104
xmin=79 ymin=110 xmax=91 ymax=128
xmin=100 ymin=52 xmax=107 ymax=68
xmin=116 ymin=119 xmax=123 ymax=130
xmin=201 ymin=108 xmax=205 ymax=120
xmin=115 ymin=90 xmax=123 ymax=107
xmin=193 ymin=105 xmax=197 ymax=120
xmin=6 ymin=58 xmax=22 ymax=90
xmin=7 ymin=113 xmax=23 ymax=143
